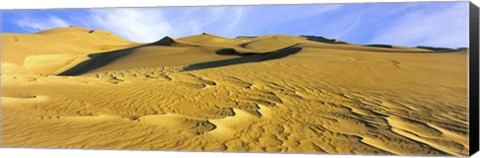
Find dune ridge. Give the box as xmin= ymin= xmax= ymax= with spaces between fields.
xmin=1 ymin=27 xmax=469 ymax=156
xmin=56 ymin=32 xmax=462 ymax=76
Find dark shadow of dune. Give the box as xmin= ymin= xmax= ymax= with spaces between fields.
xmin=58 ymin=36 xmax=301 ymax=76
xmin=216 ymin=48 xmax=256 ymax=56
xmin=58 ymin=37 xmax=178 ymax=76
xmin=301 ymin=35 xmax=348 ymax=44
xmin=365 ymin=44 xmax=394 ymax=48
xmin=416 ymin=46 xmax=464 ymax=52
xmin=183 ymin=46 xmax=302 ymax=71
xmin=302 ymin=35 xmax=465 ymax=53
xmin=362 ymin=44 xmax=466 ymax=53
xmin=58 ymin=34 xmax=465 ymax=76
xmin=58 ymin=46 xmax=142 ymax=76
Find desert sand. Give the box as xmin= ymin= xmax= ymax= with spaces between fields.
xmin=1 ymin=27 xmax=469 ymax=156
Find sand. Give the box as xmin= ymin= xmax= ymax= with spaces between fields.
xmin=1 ymin=26 xmax=140 ymax=75
xmin=1 ymin=27 xmax=469 ymax=156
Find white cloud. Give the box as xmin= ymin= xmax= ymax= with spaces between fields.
xmin=16 ymin=16 xmax=69 ymax=32
xmin=369 ymin=3 xmax=469 ymax=48
xmin=81 ymin=7 xmax=246 ymax=43
xmin=332 ymin=17 xmax=361 ymax=39
xmin=308 ymin=15 xmax=361 ymax=39
xmin=207 ymin=7 xmax=245 ymax=36
xmin=85 ymin=8 xmax=174 ymax=43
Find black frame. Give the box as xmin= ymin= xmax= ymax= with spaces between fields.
xmin=469 ymin=1 xmax=479 ymax=156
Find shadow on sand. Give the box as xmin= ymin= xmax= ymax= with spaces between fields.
xmin=301 ymin=35 xmax=348 ymax=44
xmin=58 ymin=37 xmax=178 ymax=76
xmin=183 ymin=46 xmax=302 ymax=71
xmin=58 ymin=34 xmax=462 ymax=76
xmin=416 ymin=46 xmax=467 ymax=52
xmin=58 ymin=36 xmax=302 ymax=75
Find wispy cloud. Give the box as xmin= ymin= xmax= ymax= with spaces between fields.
xmin=301 ymin=4 xmax=343 ymax=17
xmin=307 ymin=15 xmax=361 ymax=39
xmin=15 ymin=16 xmax=69 ymax=32
xmin=5 ymin=2 xmax=468 ymax=47
xmin=80 ymin=6 xmax=246 ymax=42
xmin=84 ymin=8 xmax=174 ymax=43
xmin=333 ymin=17 xmax=361 ymax=39
xmin=216 ymin=7 xmax=245 ymax=36
xmin=369 ymin=3 xmax=468 ymax=48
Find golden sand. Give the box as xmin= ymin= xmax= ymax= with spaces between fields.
xmin=1 ymin=27 xmax=469 ymax=156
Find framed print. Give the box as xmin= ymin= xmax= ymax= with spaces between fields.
xmin=1 ymin=1 xmax=479 ymax=157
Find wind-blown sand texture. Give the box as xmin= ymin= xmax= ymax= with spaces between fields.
xmin=1 ymin=27 xmax=469 ymax=156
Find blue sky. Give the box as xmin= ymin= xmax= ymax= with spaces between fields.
xmin=1 ymin=2 xmax=469 ymax=48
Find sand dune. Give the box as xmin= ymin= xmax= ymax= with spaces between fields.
xmin=1 ymin=26 xmax=139 ymax=75
xmin=1 ymin=27 xmax=469 ymax=156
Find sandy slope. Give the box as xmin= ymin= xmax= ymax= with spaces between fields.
xmin=1 ymin=27 xmax=469 ymax=156
xmin=1 ymin=26 xmax=139 ymax=75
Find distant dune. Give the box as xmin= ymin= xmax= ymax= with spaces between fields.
xmin=1 ymin=26 xmax=139 ymax=75
xmin=1 ymin=27 xmax=469 ymax=156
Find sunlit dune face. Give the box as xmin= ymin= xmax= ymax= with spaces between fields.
xmin=1 ymin=27 xmax=469 ymax=156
